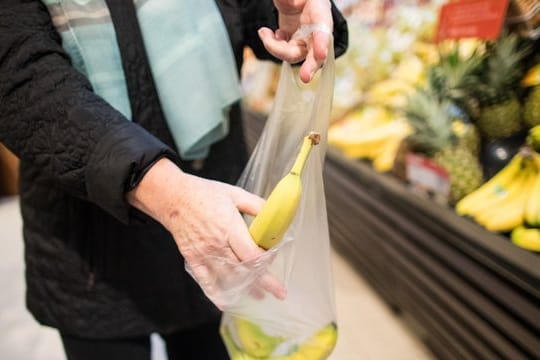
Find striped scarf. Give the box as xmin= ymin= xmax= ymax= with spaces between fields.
xmin=43 ymin=0 xmax=242 ymax=160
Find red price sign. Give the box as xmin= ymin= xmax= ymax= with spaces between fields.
xmin=435 ymin=0 xmax=510 ymax=42
xmin=406 ymin=153 xmax=451 ymax=199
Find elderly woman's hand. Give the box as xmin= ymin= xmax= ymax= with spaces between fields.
xmin=127 ymin=158 xmax=286 ymax=308
xmin=258 ymin=0 xmax=333 ymax=83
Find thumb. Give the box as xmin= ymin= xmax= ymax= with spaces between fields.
xmin=258 ymin=27 xmax=307 ymax=64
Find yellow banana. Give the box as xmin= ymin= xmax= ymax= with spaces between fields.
xmin=249 ymin=132 xmax=319 ymax=250
xmin=455 ymin=153 xmax=524 ymax=216
xmin=371 ymin=135 xmax=404 ymax=172
xmin=221 ymin=322 xmax=338 ymax=360
xmin=270 ymin=323 xmax=338 ymax=360
xmin=522 ymin=64 xmax=540 ymax=87
xmin=233 ymin=317 xmax=285 ymax=358
xmin=332 ymin=120 xmax=411 ymax=159
xmin=221 ymin=325 xmax=251 ymax=360
xmin=511 ymin=226 xmax=540 ymax=252
xmin=469 ymin=168 xmax=531 ymax=221
xmin=475 ymin=169 xmax=538 ymax=233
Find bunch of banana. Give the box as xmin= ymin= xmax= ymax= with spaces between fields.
xmin=249 ymin=132 xmax=319 ymax=250
xmin=456 ymin=148 xmax=540 ymax=233
xmin=221 ymin=319 xmax=338 ymax=360
xmin=329 ymin=112 xmax=413 ymax=172
xmin=365 ymin=78 xmax=417 ymax=109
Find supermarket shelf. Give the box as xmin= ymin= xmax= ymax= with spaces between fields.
xmin=243 ymin=110 xmax=540 ymax=360
xmin=324 ymin=147 xmax=540 ymax=360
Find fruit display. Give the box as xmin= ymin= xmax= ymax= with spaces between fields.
xmin=329 ymin=2 xmax=540 ymax=253
xmin=249 ymin=132 xmax=319 ymax=250
xmin=243 ymin=0 xmax=540 ymax=255
xmin=451 ymin=124 xmax=540 ymax=251
xmin=221 ymin=317 xmax=338 ymax=360
xmin=328 ymin=0 xmax=444 ymax=171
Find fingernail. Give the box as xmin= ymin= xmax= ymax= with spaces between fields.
xmin=257 ymin=28 xmax=265 ymax=38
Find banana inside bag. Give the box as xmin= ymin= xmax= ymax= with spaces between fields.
xmin=218 ymin=27 xmax=339 ymax=359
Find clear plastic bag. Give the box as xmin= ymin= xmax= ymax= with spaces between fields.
xmin=217 ymin=28 xmax=339 ymax=359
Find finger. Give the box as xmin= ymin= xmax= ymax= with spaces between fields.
xmin=227 ymin=185 xmax=265 ymax=216
xmin=248 ymin=285 xmax=266 ymax=301
xmin=227 ymin=211 xmax=266 ymax=260
xmin=299 ymin=47 xmax=319 ymax=83
xmin=258 ymin=271 xmax=287 ymax=300
xmin=258 ymin=27 xmax=307 ymax=64
xmin=299 ymin=31 xmax=330 ymax=83
xmin=312 ymin=30 xmax=330 ymax=62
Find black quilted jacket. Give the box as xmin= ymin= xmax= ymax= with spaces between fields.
xmin=0 ymin=0 xmax=348 ymax=338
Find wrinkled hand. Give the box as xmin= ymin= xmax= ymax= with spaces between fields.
xmin=258 ymin=0 xmax=333 ymax=83
xmin=127 ymin=158 xmax=286 ymax=308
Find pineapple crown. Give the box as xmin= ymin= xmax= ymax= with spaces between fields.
xmin=404 ymin=88 xmax=457 ymax=156
xmin=477 ymin=32 xmax=531 ymax=99
xmin=428 ymin=46 xmax=484 ymax=101
xmin=428 ymin=46 xmax=485 ymax=119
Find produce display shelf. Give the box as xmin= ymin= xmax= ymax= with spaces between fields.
xmin=244 ymin=111 xmax=540 ymax=360
xmin=324 ymin=146 xmax=540 ymax=360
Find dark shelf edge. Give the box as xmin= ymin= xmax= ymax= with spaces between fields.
xmin=325 ymin=146 xmax=540 ymax=282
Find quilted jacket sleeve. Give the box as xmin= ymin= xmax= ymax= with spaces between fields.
xmin=240 ymin=0 xmax=349 ymax=61
xmin=0 ymin=0 xmax=177 ymax=223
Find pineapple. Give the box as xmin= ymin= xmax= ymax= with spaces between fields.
xmin=425 ymin=44 xmax=483 ymax=156
xmin=474 ymin=33 xmax=531 ymax=139
xmin=404 ymin=89 xmax=483 ymax=203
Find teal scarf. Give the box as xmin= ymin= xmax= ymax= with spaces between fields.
xmin=43 ymin=0 xmax=242 ymax=160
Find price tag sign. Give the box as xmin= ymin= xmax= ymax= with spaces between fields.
xmin=435 ymin=0 xmax=510 ymax=42
xmin=406 ymin=153 xmax=451 ymax=200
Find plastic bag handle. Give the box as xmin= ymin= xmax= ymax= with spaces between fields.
xmin=292 ymin=23 xmax=332 ymax=40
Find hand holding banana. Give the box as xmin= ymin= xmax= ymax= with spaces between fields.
xmin=126 ymin=158 xmax=287 ymax=307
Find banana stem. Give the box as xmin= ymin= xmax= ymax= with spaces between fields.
xmin=291 ymin=132 xmax=320 ymax=176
